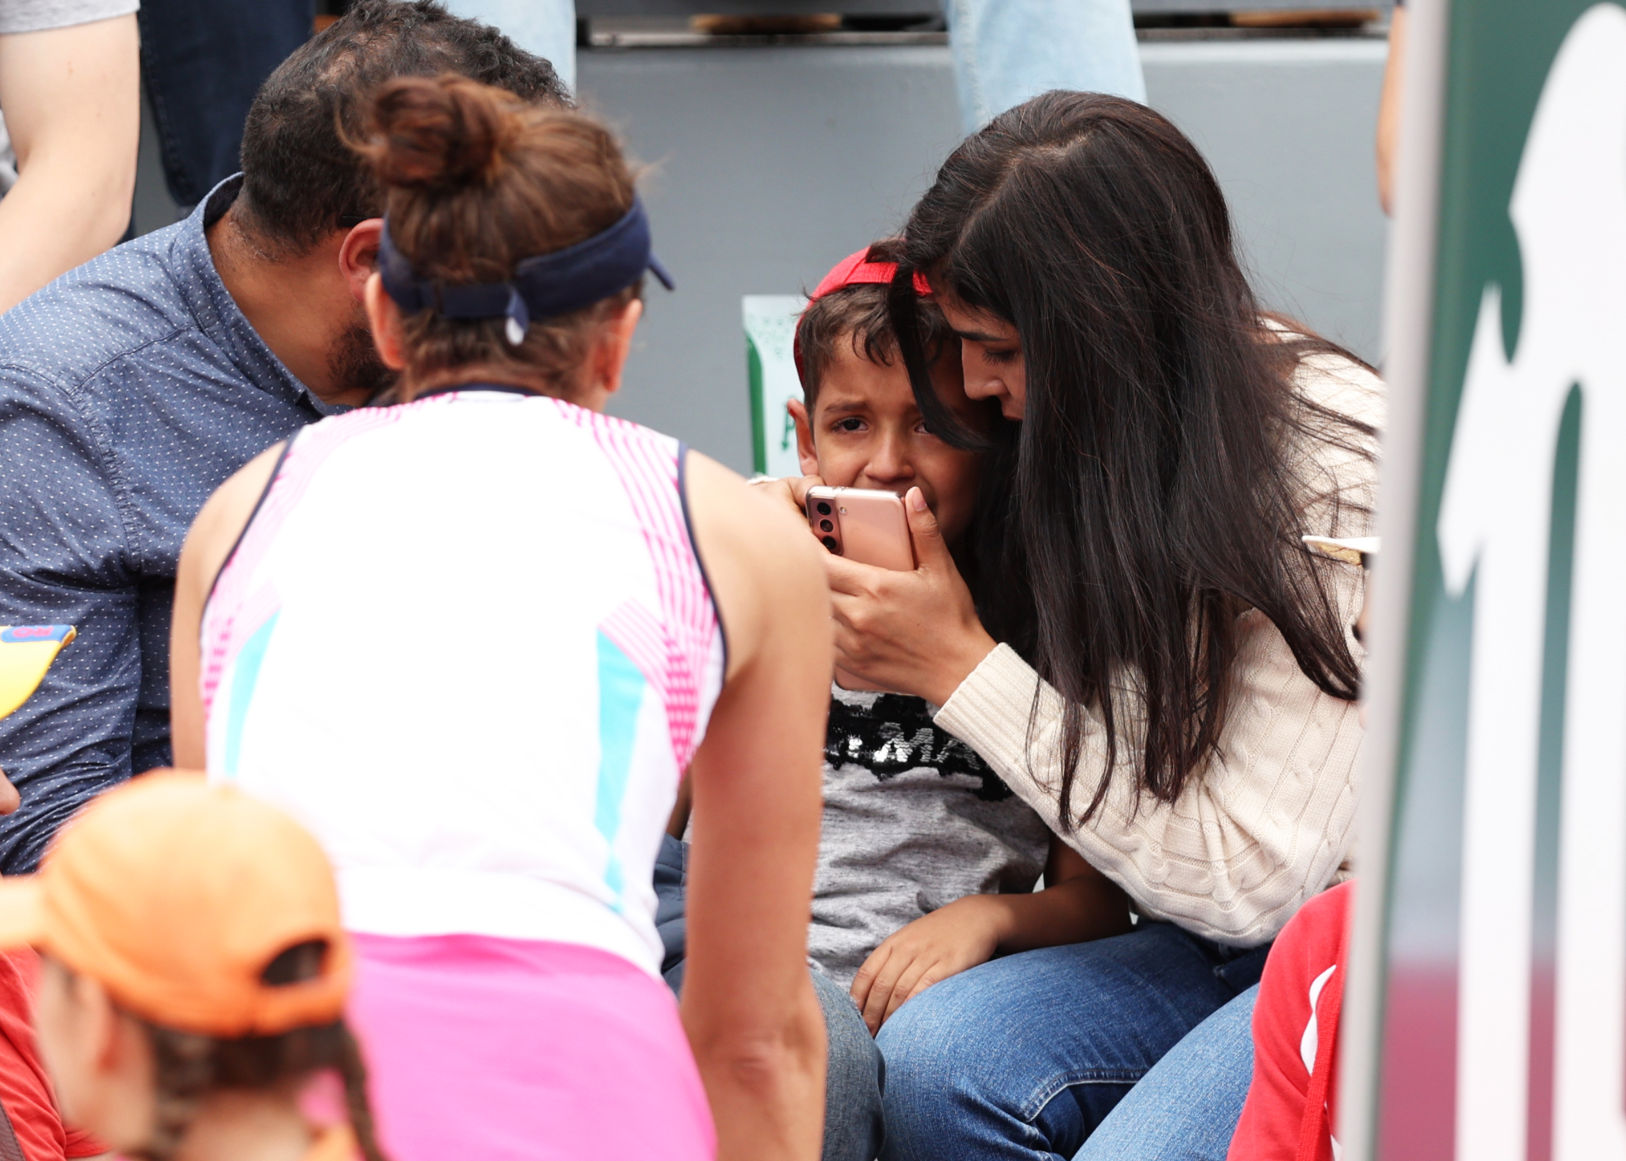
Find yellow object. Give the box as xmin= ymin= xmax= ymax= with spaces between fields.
xmin=0 ymin=625 xmax=76 ymax=720
xmin=1302 ymin=536 xmax=1381 ymax=567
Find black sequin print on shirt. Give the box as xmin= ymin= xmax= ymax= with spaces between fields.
xmin=825 ymin=693 xmax=1013 ymax=801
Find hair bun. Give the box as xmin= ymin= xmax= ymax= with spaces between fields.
xmin=365 ymin=74 xmax=518 ymax=191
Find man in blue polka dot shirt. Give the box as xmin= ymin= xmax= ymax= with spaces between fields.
xmin=0 ymin=1 xmax=570 ymax=872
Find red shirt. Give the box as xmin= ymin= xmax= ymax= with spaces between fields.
xmin=0 ymin=950 xmax=105 ymax=1161
xmin=1227 ymin=880 xmax=1352 ymax=1161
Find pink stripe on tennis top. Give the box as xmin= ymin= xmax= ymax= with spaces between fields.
xmin=552 ymin=399 xmax=720 ymax=771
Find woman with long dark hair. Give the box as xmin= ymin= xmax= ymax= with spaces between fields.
xmin=812 ymin=91 xmax=1381 ymax=1160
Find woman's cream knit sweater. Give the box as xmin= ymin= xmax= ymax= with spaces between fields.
xmin=934 ymin=350 xmax=1384 ymax=948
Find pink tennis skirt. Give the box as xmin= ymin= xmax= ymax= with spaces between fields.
xmin=346 ymin=932 xmax=715 ymax=1161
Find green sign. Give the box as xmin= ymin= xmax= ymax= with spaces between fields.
xmin=1345 ymin=3 xmax=1626 ymax=1159
xmin=744 ymin=295 xmax=806 ymax=478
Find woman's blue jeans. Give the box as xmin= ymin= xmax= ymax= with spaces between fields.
xmin=875 ymin=921 xmax=1266 ymax=1161
xmin=943 ymin=0 xmax=1145 ymax=133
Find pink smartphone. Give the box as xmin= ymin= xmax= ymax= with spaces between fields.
xmin=805 ymin=486 xmax=914 ymax=694
xmin=805 ymin=486 xmax=915 ymax=571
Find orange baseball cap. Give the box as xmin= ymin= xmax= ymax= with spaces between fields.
xmin=0 ymin=771 xmax=352 ymax=1037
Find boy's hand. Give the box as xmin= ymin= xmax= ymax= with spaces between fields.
xmin=849 ymin=894 xmax=1008 ymax=1034
xmin=747 ymin=474 xmax=825 ymax=532
xmin=849 ymin=847 xmax=1135 ymax=1035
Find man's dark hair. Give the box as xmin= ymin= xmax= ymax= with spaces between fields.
xmin=238 ymin=0 xmax=571 ymax=253
xmin=794 ymin=239 xmax=953 ymax=409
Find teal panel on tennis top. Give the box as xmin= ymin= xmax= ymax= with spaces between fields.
xmin=222 ymin=612 xmax=280 ymax=779
xmin=595 ymin=630 xmax=646 ymax=908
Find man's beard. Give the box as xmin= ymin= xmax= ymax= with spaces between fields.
xmin=328 ymin=323 xmax=396 ymax=402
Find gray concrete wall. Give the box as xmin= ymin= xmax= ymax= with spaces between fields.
xmin=1142 ymin=39 xmax=1389 ymax=361
xmin=579 ymin=45 xmax=963 ymax=469
xmin=582 ymin=36 xmax=1389 ymax=472
xmin=131 ymin=37 xmax=1390 ymax=474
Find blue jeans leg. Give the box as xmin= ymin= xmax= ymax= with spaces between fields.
xmin=1072 ymin=985 xmax=1258 ymax=1161
xmin=943 ymin=0 xmax=1145 ymax=134
xmin=813 ymin=969 xmax=887 ymax=1161
xmin=137 ymin=0 xmax=316 ymax=207
xmin=875 ymin=923 xmax=1252 ymax=1161
xmin=438 ymin=0 xmax=578 ymax=94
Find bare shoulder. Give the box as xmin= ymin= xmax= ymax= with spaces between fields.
xmin=180 ymin=441 xmax=286 ymax=595
xmin=683 ymin=451 xmax=828 ymax=676
xmin=169 ymin=441 xmax=283 ymax=768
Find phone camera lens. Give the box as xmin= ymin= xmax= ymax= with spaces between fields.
xmin=821 ymin=535 xmax=839 ymax=551
xmin=816 ymin=501 xmax=832 ymax=516
xmin=819 ymin=519 xmax=834 ymax=533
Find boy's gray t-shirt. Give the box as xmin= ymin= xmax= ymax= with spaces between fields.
xmin=810 ymin=685 xmax=1051 ymax=987
xmin=0 ymin=0 xmax=137 ymax=35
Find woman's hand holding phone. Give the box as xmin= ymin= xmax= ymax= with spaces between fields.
xmin=822 ymin=487 xmax=996 ymax=706
xmin=751 ymin=475 xmax=996 ymax=703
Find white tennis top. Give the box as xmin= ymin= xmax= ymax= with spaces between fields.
xmin=200 ymin=388 xmax=724 ymax=974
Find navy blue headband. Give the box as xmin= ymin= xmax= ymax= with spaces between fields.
xmin=378 ymin=195 xmax=674 ymax=344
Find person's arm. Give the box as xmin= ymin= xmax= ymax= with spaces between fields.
xmin=0 ymin=13 xmax=140 ymax=314
xmin=935 ymin=633 xmax=1362 ymax=946
xmin=677 ymin=450 xmax=830 ymax=1161
xmin=849 ymin=836 xmax=1133 ymax=1032
xmin=169 ymin=444 xmax=286 ymax=770
xmin=1376 ymin=4 xmax=1407 ymax=216
xmin=0 ymin=370 xmax=138 ymax=872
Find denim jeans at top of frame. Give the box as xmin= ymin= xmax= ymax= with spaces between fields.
xmin=445 ymin=0 xmax=1145 ymax=134
xmin=136 ymin=0 xmax=1145 ymax=204
xmin=138 ymin=0 xmax=578 ymax=211
xmin=439 ymin=0 xmax=579 ymax=93
xmin=942 ymin=0 xmax=1144 ymax=133
xmin=137 ymin=0 xmax=316 ymax=208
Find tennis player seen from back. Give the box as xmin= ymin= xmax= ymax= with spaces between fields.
xmin=166 ymin=76 xmax=831 ymax=1161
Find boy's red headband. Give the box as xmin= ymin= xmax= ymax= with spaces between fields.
xmin=809 ymin=249 xmax=932 ymax=301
